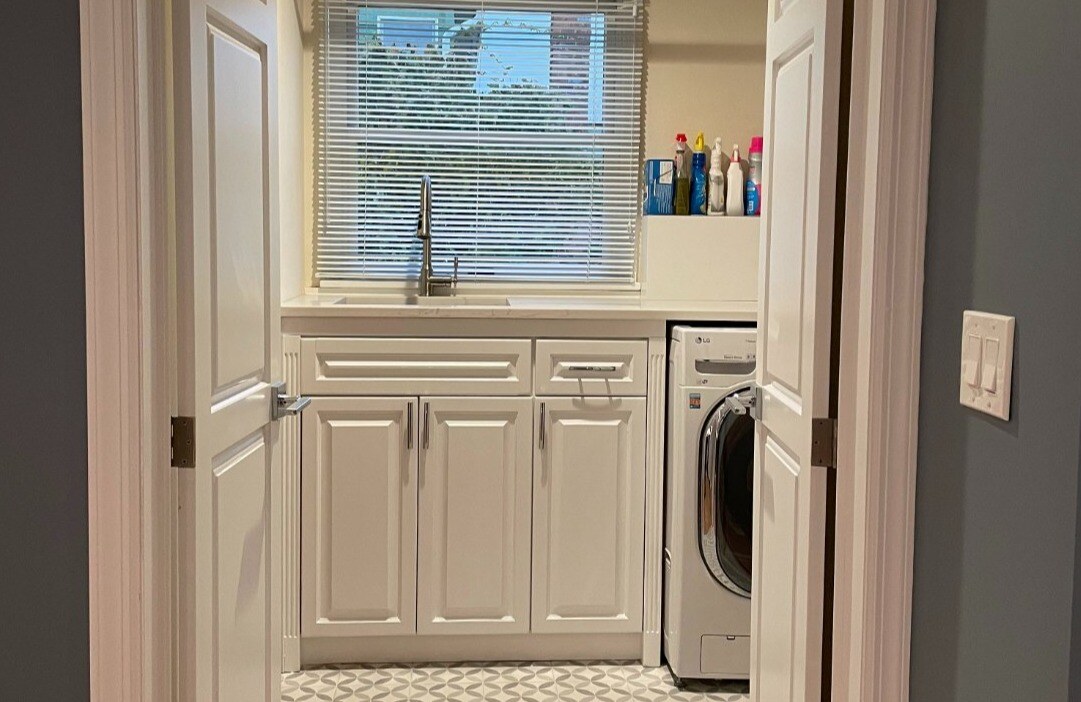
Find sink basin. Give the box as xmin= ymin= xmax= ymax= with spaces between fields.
xmin=334 ymin=295 xmax=510 ymax=307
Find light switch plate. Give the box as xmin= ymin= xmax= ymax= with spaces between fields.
xmin=959 ymin=310 xmax=1015 ymax=420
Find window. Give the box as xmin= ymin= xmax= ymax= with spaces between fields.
xmin=316 ymin=0 xmax=644 ymax=285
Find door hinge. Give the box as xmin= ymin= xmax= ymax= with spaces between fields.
xmin=751 ymin=384 xmax=763 ymax=421
xmin=171 ymin=416 xmax=196 ymax=468
xmin=811 ymin=417 xmax=837 ymax=469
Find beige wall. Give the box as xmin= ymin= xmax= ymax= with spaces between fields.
xmin=643 ymin=0 xmax=767 ymax=162
xmin=279 ymin=0 xmax=306 ymax=299
xmin=289 ymin=0 xmax=768 ymax=291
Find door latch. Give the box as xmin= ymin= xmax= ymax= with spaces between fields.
xmin=271 ymin=381 xmax=311 ymax=421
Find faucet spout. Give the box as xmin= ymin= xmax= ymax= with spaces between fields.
xmin=416 ymin=174 xmax=431 ymax=241
xmin=415 ymin=175 xmax=456 ymax=296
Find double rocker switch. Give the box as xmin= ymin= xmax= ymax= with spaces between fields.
xmin=959 ymin=311 xmax=1015 ymax=420
xmin=962 ymin=333 xmax=999 ymax=392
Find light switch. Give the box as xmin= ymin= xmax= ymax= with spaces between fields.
xmin=962 ymin=332 xmax=982 ymax=387
xmin=981 ymin=337 xmax=999 ymax=392
xmin=959 ymin=311 xmax=1015 ymax=420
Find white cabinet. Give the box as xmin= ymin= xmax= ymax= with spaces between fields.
xmin=301 ymin=398 xmax=418 ymax=637
xmin=531 ymin=397 xmax=647 ymax=633
xmin=534 ymin=339 xmax=647 ymax=396
xmin=417 ymin=397 xmax=533 ymax=634
xmin=297 ymin=337 xmax=653 ymax=657
xmin=301 ymin=337 xmax=533 ymax=396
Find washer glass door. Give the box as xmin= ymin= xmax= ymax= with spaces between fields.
xmin=698 ymin=389 xmax=755 ymax=597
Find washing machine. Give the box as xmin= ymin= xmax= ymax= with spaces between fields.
xmin=663 ymin=325 xmax=757 ymax=682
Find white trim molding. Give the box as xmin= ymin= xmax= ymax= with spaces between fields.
xmin=83 ymin=0 xmax=172 ymax=699
xmin=82 ymin=0 xmax=143 ymax=698
xmin=833 ymin=0 xmax=936 ymax=700
xmin=641 ymin=336 xmax=668 ymax=666
xmin=282 ymin=334 xmax=303 ymax=671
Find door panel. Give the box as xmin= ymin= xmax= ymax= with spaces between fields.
xmin=755 ymin=438 xmax=801 ymax=699
xmin=213 ymin=434 xmax=272 ymax=702
xmin=532 ymin=397 xmax=646 ymax=634
xmin=174 ymin=0 xmax=280 ymax=699
xmin=764 ymin=45 xmax=814 ymax=396
xmin=752 ymin=0 xmax=842 ymax=698
xmin=302 ymin=398 xmax=417 ymax=637
xmin=208 ymin=24 xmax=268 ymax=395
xmin=418 ymin=398 xmax=533 ymax=634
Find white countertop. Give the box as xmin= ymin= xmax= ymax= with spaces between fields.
xmin=282 ymin=294 xmax=757 ymax=322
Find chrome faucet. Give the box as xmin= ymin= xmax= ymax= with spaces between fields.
xmin=415 ymin=175 xmax=458 ymax=297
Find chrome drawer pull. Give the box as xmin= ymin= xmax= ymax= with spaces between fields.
xmin=422 ymin=401 xmax=430 ymax=449
xmin=566 ymin=364 xmax=619 ymax=373
xmin=539 ymin=402 xmax=546 ymax=449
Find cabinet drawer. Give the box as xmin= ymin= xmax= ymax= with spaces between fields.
xmin=301 ymin=338 xmax=532 ymax=395
xmin=534 ymin=339 xmax=647 ymax=396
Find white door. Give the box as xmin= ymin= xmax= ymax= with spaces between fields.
xmin=751 ymin=0 xmax=844 ymax=698
xmin=532 ymin=397 xmax=646 ymax=634
xmin=417 ymin=397 xmax=533 ymax=634
xmin=301 ymin=398 xmax=418 ymax=637
xmin=173 ymin=0 xmax=282 ymax=699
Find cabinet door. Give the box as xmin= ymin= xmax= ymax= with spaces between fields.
xmin=532 ymin=397 xmax=647 ymax=633
xmin=417 ymin=397 xmax=533 ymax=634
xmin=302 ymin=397 xmax=418 ymax=637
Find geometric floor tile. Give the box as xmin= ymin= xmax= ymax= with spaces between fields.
xmin=282 ymin=661 xmax=750 ymax=701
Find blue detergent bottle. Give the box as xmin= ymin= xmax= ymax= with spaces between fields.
xmin=690 ymin=132 xmax=709 ymax=215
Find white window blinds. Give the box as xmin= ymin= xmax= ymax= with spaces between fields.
xmin=316 ymin=0 xmax=644 ymax=284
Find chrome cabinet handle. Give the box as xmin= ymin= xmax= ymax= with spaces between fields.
xmin=539 ymin=402 xmax=546 ymax=450
xmin=566 ymin=364 xmax=619 ymax=373
xmin=423 ymin=401 xmax=430 ymax=449
xmin=406 ymin=402 xmax=414 ymax=449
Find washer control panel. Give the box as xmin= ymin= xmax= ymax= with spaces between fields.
xmin=670 ymin=326 xmax=757 ymax=387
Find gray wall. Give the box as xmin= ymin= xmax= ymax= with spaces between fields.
xmin=911 ymin=0 xmax=1081 ymax=700
xmin=0 ymin=2 xmax=90 ymax=700
xmin=5 ymin=1 xmax=1081 ymax=701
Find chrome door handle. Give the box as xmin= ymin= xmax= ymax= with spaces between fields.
xmin=271 ymin=381 xmax=310 ymax=421
xmin=406 ymin=401 xmax=414 ymax=449
xmin=422 ymin=401 xmax=430 ymax=449
xmin=724 ymin=393 xmax=755 ymax=416
xmin=566 ymin=364 xmax=619 ymax=373
xmin=539 ymin=402 xmax=546 ymax=449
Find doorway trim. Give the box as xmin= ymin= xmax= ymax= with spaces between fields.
xmin=82 ymin=0 xmax=173 ymax=700
xmin=832 ymin=0 xmax=937 ymax=699
xmin=82 ymin=0 xmax=936 ymax=699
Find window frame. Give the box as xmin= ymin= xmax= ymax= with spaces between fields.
xmin=314 ymin=0 xmax=645 ymax=292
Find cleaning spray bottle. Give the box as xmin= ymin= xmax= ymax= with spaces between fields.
xmin=708 ymin=138 xmax=726 ymax=216
xmin=726 ymin=143 xmax=745 ymax=217
xmin=745 ymin=136 xmax=763 ymax=216
xmin=690 ymin=133 xmax=709 ymax=215
xmin=673 ymin=134 xmax=691 ymax=215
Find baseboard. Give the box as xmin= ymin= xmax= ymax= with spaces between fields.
xmin=641 ymin=631 xmax=662 ymax=667
xmin=283 ymin=636 xmax=301 ymax=673
xmin=301 ymin=633 xmax=643 ymax=666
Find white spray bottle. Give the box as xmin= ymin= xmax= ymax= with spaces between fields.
xmin=708 ymin=138 xmax=726 ymax=216
xmin=726 ymin=144 xmax=745 ymax=217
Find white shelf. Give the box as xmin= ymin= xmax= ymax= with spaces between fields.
xmin=639 ymin=216 xmax=760 ymax=304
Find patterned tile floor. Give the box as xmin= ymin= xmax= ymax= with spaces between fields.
xmin=282 ymin=662 xmax=750 ymax=701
